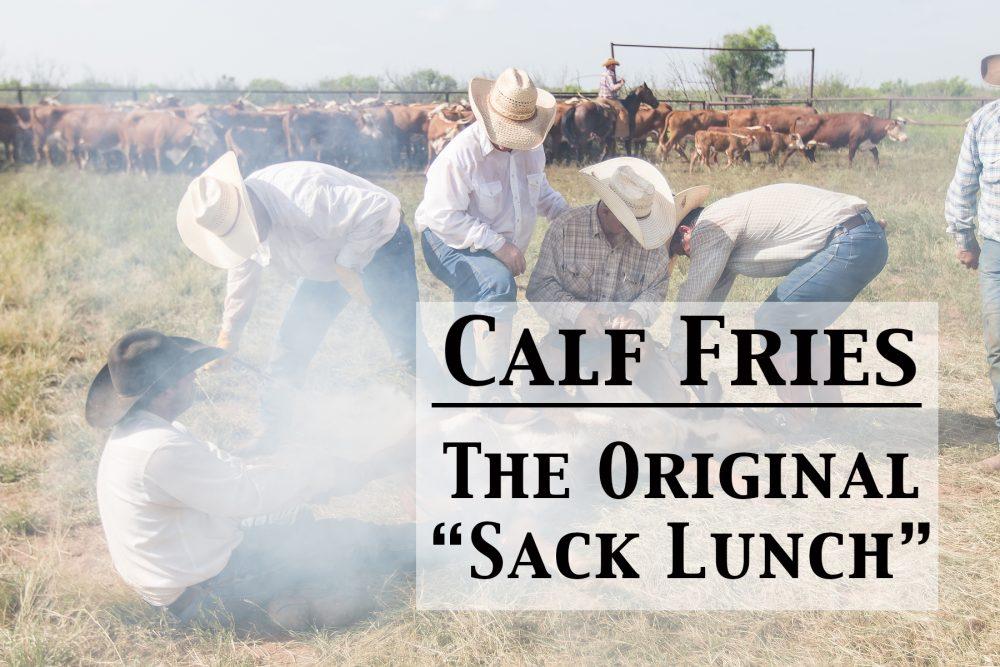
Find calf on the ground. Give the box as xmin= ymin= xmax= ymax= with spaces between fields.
xmin=656 ymin=109 xmax=728 ymax=162
xmin=689 ymin=130 xmax=758 ymax=172
xmin=737 ymin=126 xmax=807 ymax=167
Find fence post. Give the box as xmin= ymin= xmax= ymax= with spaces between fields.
xmin=445 ymin=91 xmax=450 ymax=103
xmin=887 ymin=97 xmax=894 ymax=119
xmin=808 ymin=49 xmax=815 ymax=103
xmin=132 ymin=89 xmax=138 ymax=101
xmin=17 ymin=86 xmax=23 ymax=105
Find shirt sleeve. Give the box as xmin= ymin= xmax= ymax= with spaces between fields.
xmin=536 ymin=170 xmax=570 ymax=222
xmin=220 ymin=259 xmax=263 ymax=343
xmin=145 ymin=435 xmax=324 ymax=519
xmin=628 ymin=252 xmax=671 ymax=325
xmin=313 ymin=184 xmax=398 ymax=271
xmin=526 ymin=221 xmax=587 ymax=327
xmin=676 ymin=221 xmax=738 ymax=303
xmin=416 ymin=154 xmax=506 ymax=252
xmin=945 ymin=119 xmax=982 ymax=251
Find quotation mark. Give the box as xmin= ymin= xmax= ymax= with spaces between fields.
xmin=900 ymin=522 xmax=930 ymax=545
xmin=433 ymin=522 xmax=463 ymax=546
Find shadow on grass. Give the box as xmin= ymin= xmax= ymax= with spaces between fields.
xmin=939 ymin=408 xmax=995 ymax=449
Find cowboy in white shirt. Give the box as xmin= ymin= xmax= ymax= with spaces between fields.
xmin=88 ymin=329 xmax=412 ymax=633
xmin=177 ymin=155 xmax=425 ymax=444
xmin=415 ymin=68 xmax=568 ymax=401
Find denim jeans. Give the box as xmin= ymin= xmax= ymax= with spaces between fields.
xmin=170 ymin=513 xmax=414 ymax=634
xmin=980 ymin=238 xmax=1000 ymax=441
xmin=420 ymin=229 xmax=517 ymax=317
xmin=261 ymin=223 xmax=422 ymax=431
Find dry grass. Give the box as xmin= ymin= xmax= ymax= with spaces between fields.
xmin=1 ymin=127 xmax=999 ymax=664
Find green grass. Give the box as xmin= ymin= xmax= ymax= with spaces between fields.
xmin=0 ymin=128 xmax=998 ymax=664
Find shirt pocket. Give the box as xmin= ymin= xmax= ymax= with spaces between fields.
xmin=527 ymin=173 xmax=544 ymax=207
xmin=621 ymin=267 xmax=647 ymax=300
xmin=472 ymin=179 xmax=503 ymax=218
xmin=984 ymin=155 xmax=1000 ymax=185
xmin=562 ymin=261 xmax=595 ymax=297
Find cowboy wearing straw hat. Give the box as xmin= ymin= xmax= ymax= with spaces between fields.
xmin=177 ymin=153 xmax=428 ymax=446
xmin=86 ymin=329 xmax=413 ymax=632
xmin=946 ymin=53 xmax=1000 ymax=471
xmin=527 ymin=157 xmax=708 ymax=331
xmin=598 ymin=57 xmax=625 ymax=100
xmin=415 ymin=67 xmax=569 ymax=412
xmin=669 ymin=183 xmax=888 ymax=422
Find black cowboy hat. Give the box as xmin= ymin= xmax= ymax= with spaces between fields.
xmin=85 ymin=329 xmax=225 ymax=428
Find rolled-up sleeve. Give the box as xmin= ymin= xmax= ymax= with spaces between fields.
xmin=145 ymin=436 xmax=323 ymax=519
xmin=416 ymin=155 xmax=505 ymax=252
xmin=221 ymin=259 xmax=263 ymax=343
xmin=945 ymin=119 xmax=982 ymax=251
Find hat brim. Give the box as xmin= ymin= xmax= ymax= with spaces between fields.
xmin=177 ymin=151 xmax=261 ymax=269
xmin=673 ymin=185 xmax=711 ymax=224
xmin=580 ymin=157 xmax=678 ymax=250
xmin=84 ymin=337 xmax=225 ymax=428
xmin=983 ymin=54 xmax=1000 ymax=86
xmin=468 ymin=77 xmax=556 ymax=151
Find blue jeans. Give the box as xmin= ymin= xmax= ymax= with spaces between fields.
xmin=980 ymin=238 xmax=1000 ymax=441
xmin=262 ymin=223 xmax=422 ymax=431
xmin=756 ymin=209 xmax=889 ymax=339
xmin=420 ymin=229 xmax=516 ymax=317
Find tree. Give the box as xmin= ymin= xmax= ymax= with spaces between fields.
xmin=386 ymin=69 xmax=458 ymax=101
xmin=317 ymin=74 xmax=382 ymax=92
xmin=247 ymin=77 xmax=289 ymax=92
xmin=704 ymin=25 xmax=785 ymax=97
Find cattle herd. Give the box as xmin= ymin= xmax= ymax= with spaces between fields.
xmin=0 ymin=89 xmax=910 ymax=176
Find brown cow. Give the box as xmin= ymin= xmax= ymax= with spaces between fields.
xmin=727 ymin=105 xmax=817 ymax=133
xmin=0 ymin=105 xmax=32 ymax=164
xmin=119 ymin=110 xmax=221 ymax=173
xmin=689 ymin=130 xmax=758 ymax=172
xmin=792 ymin=112 xmax=908 ymax=166
xmin=29 ymin=104 xmax=103 ymax=165
xmin=426 ymin=106 xmax=474 ymax=166
xmin=544 ymin=101 xmax=574 ymax=163
xmin=656 ymin=109 xmax=729 ymax=162
xmin=55 ymin=108 xmax=127 ymax=169
xmin=283 ymin=108 xmax=360 ymax=165
xmin=225 ymin=125 xmax=285 ymax=172
xmin=630 ymin=102 xmax=673 ymax=158
xmin=736 ymin=126 xmax=807 ymax=167
xmin=387 ymin=103 xmax=437 ymax=167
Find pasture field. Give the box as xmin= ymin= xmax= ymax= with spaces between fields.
xmin=1 ymin=126 xmax=998 ymax=664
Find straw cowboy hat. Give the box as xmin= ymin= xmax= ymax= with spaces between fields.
xmin=176 ymin=151 xmax=261 ymax=269
xmin=580 ymin=157 xmax=709 ymax=250
xmin=602 ymin=57 xmax=621 ymax=68
xmin=468 ymin=68 xmax=556 ymax=151
xmin=85 ymin=329 xmax=224 ymax=428
xmin=983 ymin=54 xmax=1000 ymax=86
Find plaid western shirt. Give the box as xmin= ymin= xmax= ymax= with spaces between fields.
xmin=526 ymin=203 xmax=672 ymax=326
xmin=598 ymin=68 xmax=621 ymax=100
xmin=676 ymin=184 xmax=869 ymax=302
xmin=945 ymin=99 xmax=1000 ymax=251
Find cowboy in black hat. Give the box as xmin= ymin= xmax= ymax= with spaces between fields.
xmin=87 ymin=329 xmax=413 ymax=633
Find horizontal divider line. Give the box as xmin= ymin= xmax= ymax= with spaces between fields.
xmin=430 ymin=402 xmax=924 ymax=409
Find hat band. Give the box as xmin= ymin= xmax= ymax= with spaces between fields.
xmin=607 ymin=181 xmax=653 ymax=219
xmin=489 ymin=88 xmax=537 ymax=122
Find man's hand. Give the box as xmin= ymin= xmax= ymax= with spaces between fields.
xmin=958 ymin=245 xmax=981 ymax=270
xmin=574 ymin=305 xmax=605 ymax=335
xmin=333 ymin=265 xmax=372 ymax=307
xmin=206 ymin=331 xmax=235 ymax=371
xmin=494 ymin=241 xmax=526 ymax=276
xmin=608 ymin=310 xmax=643 ymax=330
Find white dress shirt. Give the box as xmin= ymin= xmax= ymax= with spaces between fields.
xmin=414 ymin=121 xmax=569 ymax=253
xmin=95 ymin=410 xmax=326 ymax=606
xmin=220 ymin=161 xmax=402 ymax=341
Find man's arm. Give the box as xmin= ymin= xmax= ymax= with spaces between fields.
xmin=220 ymin=259 xmax=263 ymax=350
xmin=676 ymin=222 xmax=737 ymax=303
xmin=416 ymin=155 xmax=506 ymax=252
xmin=535 ymin=170 xmax=570 ymax=221
xmin=526 ymin=221 xmax=587 ymax=327
xmin=945 ymin=119 xmax=982 ymax=263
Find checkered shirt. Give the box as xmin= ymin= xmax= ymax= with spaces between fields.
xmin=946 ymin=99 xmax=1000 ymax=251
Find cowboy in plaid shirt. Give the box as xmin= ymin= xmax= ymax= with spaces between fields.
xmin=946 ymin=53 xmax=1000 ymax=470
xmin=598 ymin=57 xmax=625 ymax=100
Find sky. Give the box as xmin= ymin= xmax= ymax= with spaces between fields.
xmin=2 ymin=0 xmax=998 ymax=89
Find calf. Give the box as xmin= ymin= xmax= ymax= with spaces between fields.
xmin=737 ymin=126 xmax=807 ymax=167
xmin=792 ymin=112 xmax=908 ymax=166
xmin=656 ymin=109 xmax=729 ymax=162
xmin=120 ymin=111 xmax=220 ymax=173
xmin=689 ymin=130 xmax=758 ymax=172
xmin=55 ymin=108 xmax=127 ymax=169
xmin=0 ymin=105 xmax=32 ymax=164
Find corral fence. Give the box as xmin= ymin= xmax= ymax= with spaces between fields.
xmin=1 ymin=86 xmax=991 ymax=126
